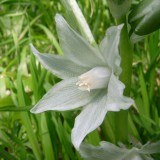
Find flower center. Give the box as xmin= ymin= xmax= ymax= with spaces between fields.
xmin=76 ymin=67 xmax=111 ymax=91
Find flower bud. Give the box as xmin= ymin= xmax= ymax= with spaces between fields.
xmin=129 ymin=0 xmax=160 ymax=35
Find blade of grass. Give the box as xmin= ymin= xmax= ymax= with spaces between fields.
xmin=29 ymin=49 xmax=57 ymax=160
xmin=52 ymin=114 xmax=76 ymax=160
xmin=138 ymin=65 xmax=150 ymax=117
xmin=40 ymin=113 xmax=55 ymax=160
xmin=36 ymin=24 xmax=63 ymax=55
xmin=0 ymin=146 xmax=17 ymax=160
xmin=16 ymin=73 xmax=42 ymax=160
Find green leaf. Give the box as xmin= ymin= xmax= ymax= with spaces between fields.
xmin=107 ymin=0 xmax=131 ymax=19
xmin=0 ymin=96 xmax=13 ymax=108
xmin=36 ymin=24 xmax=63 ymax=55
xmin=40 ymin=113 xmax=56 ymax=160
xmin=16 ymin=73 xmax=42 ymax=160
xmin=0 ymin=146 xmax=17 ymax=160
xmin=52 ymin=115 xmax=75 ymax=160
xmin=129 ymin=0 xmax=160 ymax=35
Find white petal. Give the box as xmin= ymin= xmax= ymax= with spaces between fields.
xmin=31 ymin=77 xmax=99 ymax=113
xmin=80 ymin=142 xmax=128 ymax=160
xmin=71 ymin=90 xmax=107 ymax=150
xmin=30 ymin=44 xmax=90 ymax=79
xmin=80 ymin=141 xmax=144 ymax=160
xmin=55 ymin=14 xmax=104 ymax=68
xmin=106 ymin=73 xmax=134 ymax=112
xmin=139 ymin=141 xmax=160 ymax=155
xmin=99 ymin=25 xmax=123 ymax=75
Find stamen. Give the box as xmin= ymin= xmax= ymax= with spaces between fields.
xmin=76 ymin=67 xmax=111 ymax=91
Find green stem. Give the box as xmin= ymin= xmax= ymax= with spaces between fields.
xmin=101 ymin=116 xmax=116 ymax=144
xmin=115 ymin=18 xmax=133 ymax=143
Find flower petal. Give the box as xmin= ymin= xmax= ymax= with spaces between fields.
xmin=55 ymin=14 xmax=104 ymax=68
xmin=71 ymin=90 xmax=107 ymax=150
xmin=30 ymin=44 xmax=90 ymax=79
xmin=79 ymin=142 xmax=127 ymax=160
xmin=80 ymin=141 xmax=145 ymax=160
xmin=106 ymin=73 xmax=134 ymax=111
xmin=99 ymin=25 xmax=123 ymax=75
xmin=30 ymin=77 xmax=98 ymax=113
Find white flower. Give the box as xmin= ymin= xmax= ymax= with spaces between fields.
xmin=30 ymin=14 xmax=134 ymax=150
xmin=80 ymin=141 xmax=159 ymax=160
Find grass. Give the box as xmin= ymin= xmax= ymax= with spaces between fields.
xmin=0 ymin=0 xmax=160 ymax=159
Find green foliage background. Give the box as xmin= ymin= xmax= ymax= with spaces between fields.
xmin=0 ymin=0 xmax=159 ymax=159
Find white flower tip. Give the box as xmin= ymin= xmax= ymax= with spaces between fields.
xmin=30 ymin=104 xmax=44 ymax=114
xmin=55 ymin=13 xmax=62 ymax=22
xmin=30 ymin=109 xmax=35 ymax=113
xmin=129 ymin=98 xmax=134 ymax=106
xmin=71 ymin=129 xmax=82 ymax=150
xmin=29 ymin=43 xmax=33 ymax=48
xmin=117 ymin=24 xmax=124 ymax=30
xmin=120 ymin=97 xmax=134 ymax=111
xmin=30 ymin=107 xmax=39 ymax=114
xmin=55 ymin=14 xmax=66 ymax=28
xmin=125 ymin=96 xmax=134 ymax=107
xmin=30 ymin=43 xmax=40 ymax=57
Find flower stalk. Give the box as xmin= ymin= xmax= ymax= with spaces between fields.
xmin=115 ymin=17 xmax=133 ymax=143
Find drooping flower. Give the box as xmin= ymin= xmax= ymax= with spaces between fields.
xmin=30 ymin=14 xmax=134 ymax=150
